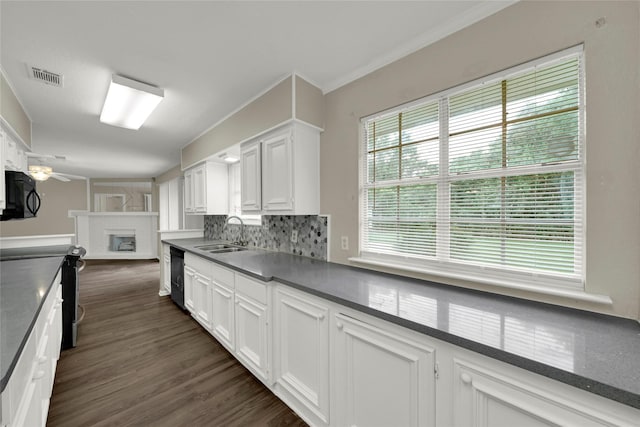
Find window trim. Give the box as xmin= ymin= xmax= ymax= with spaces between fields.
xmin=357 ymin=45 xmax=588 ymax=295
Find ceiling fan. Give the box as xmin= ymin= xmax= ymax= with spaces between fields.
xmin=26 ymin=153 xmax=87 ymax=182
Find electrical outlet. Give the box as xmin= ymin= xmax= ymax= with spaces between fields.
xmin=291 ymin=229 xmax=298 ymax=243
xmin=341 ymin=236 xmax=349 ymax=250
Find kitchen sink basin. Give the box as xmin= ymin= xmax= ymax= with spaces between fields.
xmin=195 ymin=244 xmax=236 ymax=251
xmin=195 ymin=243 xmax=247 ymax=254
xmin=209 ymin=247 xmax=247 ymax=254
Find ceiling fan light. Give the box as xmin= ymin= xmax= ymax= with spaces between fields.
xmin=29 ymin=165 xmax=53 ymax=181
xmin=100 ymin=75 xmax=164 ymax=130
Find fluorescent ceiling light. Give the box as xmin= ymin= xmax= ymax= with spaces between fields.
xmin=29 ymin=165 xmax=52 ymax=181
xmin=100 ymin=75 xmax=164 ymax=130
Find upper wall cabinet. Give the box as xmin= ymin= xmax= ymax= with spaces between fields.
xmin=183 ymin=161 xmax=228 ymax=215
xmin=1 ymin=128 xmax=28 ymax=173
xmin=240 ymin=122 xmax=320 ymax=215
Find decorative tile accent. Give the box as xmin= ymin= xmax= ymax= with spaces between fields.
xmin=204 ymin=215 xmax=329 ymax=260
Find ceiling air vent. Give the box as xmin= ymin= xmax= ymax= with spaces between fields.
xmin=27 ymin=65 xmax=63 ymax=87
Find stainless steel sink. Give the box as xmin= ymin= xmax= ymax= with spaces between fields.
xmin=195 ymin=243 xmax=247 ymax=254
xmin=195 ymin=243 xmax=235 ymax=251
xmin=209 ymin=247 xmax=247 ymax=254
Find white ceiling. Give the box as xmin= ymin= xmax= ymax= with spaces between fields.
xmin=0 ymin=1 xmax=513 ymax=179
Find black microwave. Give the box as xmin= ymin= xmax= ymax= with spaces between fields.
xmin=1 ymin=171 xmax=41 ymax=221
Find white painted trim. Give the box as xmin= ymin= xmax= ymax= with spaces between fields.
xmin=348 ymin=257 xmax=613 ymax=305
xmin=323 ymin=1 xmax=518 ymax=94
xmin=181 ymin=72 xmax=294 ymax=150
xmin=0 ymin=234 xmax=75 ymax=249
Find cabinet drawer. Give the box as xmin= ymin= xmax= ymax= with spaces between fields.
xmin=236 ymin=274 xmax=267 ymax=304
xmin=185 ymin=252 xmax=211 ymax=277
xmin=211 ymin=263 xmax=234 ymax=289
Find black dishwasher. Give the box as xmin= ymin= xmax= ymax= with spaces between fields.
xmin=170 ymin=247 xmax=185 ymax=310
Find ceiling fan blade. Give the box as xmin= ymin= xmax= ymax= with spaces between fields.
xmin=50 ymin=174 xmax=71 ymax=182
xmin=55 ymin=172 xmax=87 ymax=180
xmin=26 ymin=152 xmax=67 ymax=161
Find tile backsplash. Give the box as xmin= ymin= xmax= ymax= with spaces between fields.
xmin=204 ymin=215 xmax=329 ymax=260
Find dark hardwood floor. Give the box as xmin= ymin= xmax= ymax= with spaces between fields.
xmin=47 ymin=260 xmax=306 ymax=427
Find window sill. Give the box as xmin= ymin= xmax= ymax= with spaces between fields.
xmin=348 ymin=256 xmax=612 ymax=306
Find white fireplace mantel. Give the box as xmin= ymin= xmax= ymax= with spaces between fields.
xmin=69 ymin=210 xmax=158 ymax=259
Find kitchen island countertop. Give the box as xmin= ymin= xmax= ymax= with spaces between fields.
xmin=164 ymin=237 xmax=640 ymax=410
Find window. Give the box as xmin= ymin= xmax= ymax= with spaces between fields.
xmin=360 ymin=46 xmax=584 ymax=291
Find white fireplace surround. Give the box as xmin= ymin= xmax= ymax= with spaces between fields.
xmin=69 ymin=211 xmax=158 ymax=259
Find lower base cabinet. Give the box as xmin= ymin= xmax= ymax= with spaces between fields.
xmin=2 ymin=273 xmax=63 ymax=427
xmin=211 ymin=269 xmax=235 ymax=351
xmin=273 ymin=286 xmax=330 ymax=426
xmin=171 ymin=249 xmax=640 ymax=427
xmin=235 ymin=290 xmax=270 ymax=384
xmin=452 ymin=356 xmax=639 ymax=427
xmin=332 ymin=312 xmax=436 ymax=427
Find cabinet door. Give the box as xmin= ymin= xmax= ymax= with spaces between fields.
xmin=240 ymin=142 xmax=261 ymax=212
xmin=193 ymin=165 xmax=206 ymax=213
xmin=235 ymin=293 xmax=270 ymax=383
xmin=0 ymin=130 xmax=5 ymax=211
xmin=453 ymin=358 xmax=631 ymax=427
xmin=163 ymin=247 xmax=171 ymax=294
xmin=333 ymin=313 xmax=436 ymax=427
xmin=274 ymin=287 xmax=329 ymax=425
xmin=184 ymin=266 xmax=196 ymax=313
xmin=262 ymin=130 xmax=293 ymax=211
xmin=194 ymin=273 xmax=212 ymax=330
xmin=212 ymin=281 xmax=235 ymax=351
xmin=184 ymin=170 xmax=193 ymax=213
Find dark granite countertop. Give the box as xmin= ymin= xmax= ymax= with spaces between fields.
xmin=0 ymin=256 xmax=65 ymax=392
xmin=165 ymin=237 xmax=640 ymax=410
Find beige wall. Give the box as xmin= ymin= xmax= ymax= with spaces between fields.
xmin=295 ymin=75 xmax=324 ymax=129
xmin=155 ymin=164 xmax=181 ymax=184
xmin=182 ymin=77 xmax=293 ymax=169
xmin=321 ymin=1 xmax=640 ymax=319
xmin=0 ymin=178 xmax=87 ymax=237
xmin=0 ymin=72 xmax=31 ymax=147
xmin=181 ymin=75 xmax=325 ymax=168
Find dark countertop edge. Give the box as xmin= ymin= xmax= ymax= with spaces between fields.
xmin=164 ymin=239 xmax=640 ymax=410
xmin=0 ymin=256 xmax=65 ymax=393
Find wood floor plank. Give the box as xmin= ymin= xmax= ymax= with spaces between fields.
xmin=47 ymin=260 xmax=307 ymax=427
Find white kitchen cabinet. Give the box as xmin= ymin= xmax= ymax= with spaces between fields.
xmin=235 ymin=274 xmax=271 ymax=384
xmin=210 ymin=263 xmax=236 ymax=351
xmin=3 ymin=132 xmax=28 ymax=173
xmin=162 ymin=244 xmax=171 ymax=295
xmin=184 ymin=169 xmax=193 ymax=213
xmin=240 ymin=141 xmax=261 ymax=212
xmin=194 ymin=272 xmax=213 ymax=330
xmin=332 ymin=312 xmax=437 ymax=427
xmin=0 ymin=129 xmax=5 ymax=213
xmin=184 ymin=265 xmax=196 ymax=314
xmin=274 ymin=285 xmax=330 ymax=426
xmin=452 ymin=355 xmax=639 ymax=427
xmin=240 ymin=122 xmax=320 ymax=214
xmin=183 ymin=161 xmax=228 ymax=215
xmin=1 ymin=272 xmax=62 ymax=427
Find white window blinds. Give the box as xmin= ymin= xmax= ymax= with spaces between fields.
xmin=361 ymin=47 xmax=584 ymax=291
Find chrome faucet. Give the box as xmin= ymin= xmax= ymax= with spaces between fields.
xmin=225 ymin=215 xmax=247 ymax=246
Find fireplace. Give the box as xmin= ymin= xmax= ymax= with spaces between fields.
xmin=106 ymin=230 xmax=136 ymax=252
